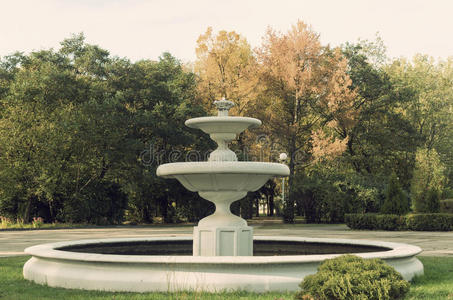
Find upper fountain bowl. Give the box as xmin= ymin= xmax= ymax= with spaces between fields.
xmin=185 ymin=116 xmax=261 ymax=135
xmin=156 ymin=161 xmax=289 ymax=194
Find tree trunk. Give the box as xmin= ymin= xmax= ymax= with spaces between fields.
xmin=269 ymin=194 xmax=274 ymax=216
xmin=22 ymin=196 xmax=33 ymax=223
xmin=295 ymin=199 xmax=303 ymax=216
xmin=160 ymin=196 xmax=168 ymax=223
xmin=255 ymin=196 xmax=259 ymax=217
xmin=240 ymin=196 xmax=253 ymax=219
xmin=266 ymin=195 xmax=270 ymax=216
xmin=142 ymin=201 xmax=152 ymax=223
xmin=284 ymin=136 xmax=296 ymax=223
xmin=48 ymin=199 xmax=54 ymax=222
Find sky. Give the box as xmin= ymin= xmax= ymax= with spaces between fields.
xmin=1 ymin=0 xmax=452 ymax=63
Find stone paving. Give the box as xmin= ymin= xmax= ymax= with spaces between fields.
xmin=1 ymin=223 xmax=452 ymax=257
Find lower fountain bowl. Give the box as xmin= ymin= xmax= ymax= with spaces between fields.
xmin=23 ymin=236 xmax=423 ymax=292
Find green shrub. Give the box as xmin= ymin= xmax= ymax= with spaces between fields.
xmin=63 ymin=181 xmax=127 ymax=225
xmin=294 ymin=170 xmax=384 ymax=224
xmin=31 ymin=217 xmax=44 ymax=228
xmin=0 ymin=216 xmax=12 ymax=229
xmin=375 ymin=214 xmax=406 ymax=230
xmin=381 ymin=173 xmax=409 ymax=215
xmin=345 ymin=213 xmax=378 ymax=230
xmin=425 ymin=188 xmax=440 ymax=213
xmin=346 ymin=213 xmax=453 ymax=231
xmin=295 ymin=255 xmax=410 ymax=300
xmin=406 ymin=213 xmax=453 ymax=231
xmin=411 ymin=148 xmax=446 ymax=213
xmin=442 ymin=188 xmax=453 ymax=199
xmin=440 ymin=199 xmax=453 ymax=213
xmin=345 ymin=213 xmax=406 ymax=230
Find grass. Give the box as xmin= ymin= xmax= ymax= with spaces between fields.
xmin=0 ymin=256 xmax=292 ymax=300
xmin=0 ymin=216 xmax=90 ymax=230
xmin=0 ymin=256 xmax=452 ymax=300
xmin=0 ymin=222 xmax=91 ymax=230
xmin=405 ymin=257 xmax=453 ymax=299
xmin=0 ymin=219 xmax=189 ymax=231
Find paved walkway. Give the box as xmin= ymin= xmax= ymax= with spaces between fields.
xmin=1 ymin=224 xmax=452 ymax=257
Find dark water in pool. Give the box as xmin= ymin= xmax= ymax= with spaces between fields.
xmin=58 ymin=240 xmax=390 ymax=256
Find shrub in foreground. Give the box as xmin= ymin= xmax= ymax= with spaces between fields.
xmin=295 ymin=255 xmax=410 ymax=300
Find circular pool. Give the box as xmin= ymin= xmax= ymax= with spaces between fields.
xmin=23 ymin=236 xmax=423 ymax=292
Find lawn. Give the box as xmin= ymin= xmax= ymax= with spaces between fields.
xmin=0 ymin=256 xmax=452 ymax=299
xmin=406 ymin=257 xmax=453 ymax=299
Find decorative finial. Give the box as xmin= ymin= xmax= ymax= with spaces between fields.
xmin=213 ymin=97 xmax=234 ymax=116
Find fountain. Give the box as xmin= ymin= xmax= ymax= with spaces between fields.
xmin=157 ymin=98 xmax=288 ymax=256
xmin=23 ymin=99 xmax=423 ymax=292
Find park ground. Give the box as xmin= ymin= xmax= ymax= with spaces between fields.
xmin=1 ymin=221 xmax=452 ymax=257
xmin=1 ymin=222 xmax=453 ymax=299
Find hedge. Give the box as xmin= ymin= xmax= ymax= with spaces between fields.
xmin=345 ymin=213 xmax=453 ymax=231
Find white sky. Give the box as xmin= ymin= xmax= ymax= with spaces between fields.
xmin=1 ymin=0 xmax=452 ymax=63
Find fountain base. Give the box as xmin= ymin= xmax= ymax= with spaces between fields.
xmin=193 ymin=225 xmax=253 ymax=256
xmin=23 ymin=236 xmax=423 ymax=292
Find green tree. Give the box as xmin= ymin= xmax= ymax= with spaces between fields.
xmin=387 ymin=55 xmax=452 ymax=151
xmin=341 ymin=42 xmax=419 ymax=187
xmin=411 ymin=148 xmax=445 ymax=212
xmin=0 ymin=34 xmax=210 ymax=224
xmin=294 ymin=163 xmax=384 ymax=223
xmin=381 ymin=172 xmax=409 ymax=215
xmin=425 ymin=187 xmax=441 ymax=213
xmin=387 ymin=55 xmax=453 ymax=187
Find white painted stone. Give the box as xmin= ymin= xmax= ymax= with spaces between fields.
xmin=156 ymin=162 xmax=289 ymax=194
xmin=157 ymin=99 xmax=289 ymax=256
xmin=193 ymin=226 xmax=253 ymax=256
xmin=23 ymin=236 xmax=424 ymax=292
xmin=185 ymin=116 xmax=261 ymax=136
xmin=157 ymin=162 xmax=288 ymax=256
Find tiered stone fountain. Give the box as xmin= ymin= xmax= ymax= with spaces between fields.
xmin=23 ymin=99 xmax=423 ymax=292
xmin=157 ymin=98 xmax=288 ymax=256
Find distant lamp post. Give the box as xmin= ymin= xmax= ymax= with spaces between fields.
xmin=279 ymin=153 xmax=288 ymax=203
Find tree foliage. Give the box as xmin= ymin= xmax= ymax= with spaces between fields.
xmin=257 ymin=21 xmax=358 ymax=222
xmin=0 ymin=34 xmax=209 ymax=224
xmin=195 ymin=27 xmax=259 ymax=116
xmin=381 ymin=173 xmax=410 ymax=215
xmin=341 ymin=42 xmax=419 ymax=187
xmin=411 ymin=148 xmax=445 ymax=213
xmin=0 ymin=24 xmax=452 ymax=225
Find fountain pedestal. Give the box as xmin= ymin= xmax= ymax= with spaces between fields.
xmin=193 ymin=226 xmax=253 ymax=256
xmin=193 ymin=191 xmax=253 ymax=256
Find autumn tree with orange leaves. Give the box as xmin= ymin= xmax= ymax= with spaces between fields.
xmin=195 ymin=27 xmax=259 ymax=117
xmin=258 ymin=21 xmax=358 ymax=223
